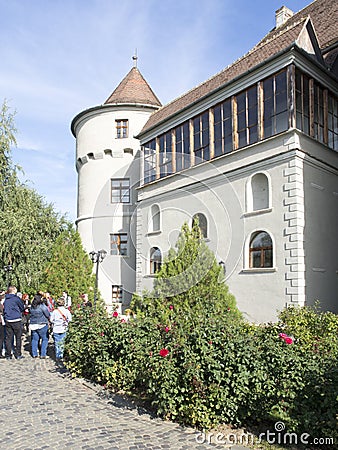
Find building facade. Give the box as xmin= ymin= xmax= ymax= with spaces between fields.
xmin=72 ymin=0 xmax=338 ymax=321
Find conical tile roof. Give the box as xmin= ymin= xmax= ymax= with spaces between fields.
xmin=104 ymin=67 xmax=161 ymax=107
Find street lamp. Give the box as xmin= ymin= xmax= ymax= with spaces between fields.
xmin=3 ymin=265 xmax=13 ymax=288
xmin=89 ymin=250 xmax=107 ymax=306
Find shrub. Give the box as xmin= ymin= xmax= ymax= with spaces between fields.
xmin=65 ymin=299 xmax=337 ymax=444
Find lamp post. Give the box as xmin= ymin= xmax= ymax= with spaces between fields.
xmin=89 ymin=250 xmax=107 ymax=307
xmin=4 ymin=264 xmax=13 ymax=288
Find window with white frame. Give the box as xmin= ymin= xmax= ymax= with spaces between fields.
xmin=249 ymin=231 xmax=273 ymax=268
xmin=111 ymin=178 xmax=130 ymax=203
xmin=116 ymin=119 xmax=128 ymax=138
xmin=112 ymin=285 xmax=123 ymax=302
xmin=150 ymin=247 xmax=162 ymax=274
xmin=110 ymin=233 xmax=128 ymax=256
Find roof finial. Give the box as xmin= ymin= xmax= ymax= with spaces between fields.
xmin=132 ymin=49 xmax=138 ymax=68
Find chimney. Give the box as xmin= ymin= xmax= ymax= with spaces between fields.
xmin=275 ymin=6 xmax=294 ymax=28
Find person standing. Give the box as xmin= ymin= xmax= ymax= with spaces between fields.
xmin=44 ymin=292 xmax=55 ymax=312
xmin=50 ymin=297 xmax=72 ymax=361
xmin=21 ymin=293 xmax=30 ymax=334
xmin=3 ymin=286 xmax=25 ymax=360
xmin=29 ymin=294 xmax=50 ymax=359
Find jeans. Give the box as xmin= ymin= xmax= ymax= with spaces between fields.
xmin=0 ymin=324 xmax=4 ymax=356
xmin=53 ymin=332 xmax=66 ymax=359
xmin=5 ymin=321 xmax=22 ymax=358
xmin=31 ymin=324 xmax=49 ymax=357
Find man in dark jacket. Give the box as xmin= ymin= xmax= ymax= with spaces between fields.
xmin=4 ymin=285 xmax=25 ymax=359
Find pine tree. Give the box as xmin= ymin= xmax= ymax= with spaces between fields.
xmin=133 ymin=220 xmax=241 ymax=320
xmin=42 ymin=227 xmax=97 ymax=307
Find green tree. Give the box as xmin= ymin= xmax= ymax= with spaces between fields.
xmin=0 ymin=184 xmax=67 ymax=290
xmin=133 ymin=220 xmax=241 ymax=321
xmin=0 ymin=100 xmax=17 ymax=209
xmin=42 ymin=227 xmax=97 ymax=307
xmin=0 ymin=100 xmax=68 ymax=292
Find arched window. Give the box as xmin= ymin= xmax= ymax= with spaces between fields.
xmin=249 ymin=231 xmax=273 ymax=268
xmin=251 ymin=173 xmax=269 ymax=211
xmin=150 ymin=247 xmax=162 ymax=274
xmin=192 ymin=213 xmax=208 ymax=238
xmin=149 ymin=204 xmax=161 ymax=232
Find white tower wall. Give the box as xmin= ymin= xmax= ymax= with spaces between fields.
xmin=73 ymin=104 xmax=157 ymax=311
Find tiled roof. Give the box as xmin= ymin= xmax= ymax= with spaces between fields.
xmin=104 ymin=67 xmax=162 ymax=107
xmin=141 ymin=0 xmax=337 ymax=135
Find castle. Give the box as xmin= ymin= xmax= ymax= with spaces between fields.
xmin=71 ymin=0 xmax=338 ymax=322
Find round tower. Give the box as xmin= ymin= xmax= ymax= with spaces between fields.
xmin=71 ymin=66 xmax=161 ymax=312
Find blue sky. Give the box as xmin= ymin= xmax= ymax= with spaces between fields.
xmin=0 ymin=0 xmax=311 ymax=222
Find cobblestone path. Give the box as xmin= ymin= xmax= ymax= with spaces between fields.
xmin=0 ymin=335 xmax=246 ymax=450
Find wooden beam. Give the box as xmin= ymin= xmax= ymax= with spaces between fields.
xmin=288 ymin=65 xmax=296 ymax=129
xmin=323 ymin=89 xmax=328 ymax=145
xmin=232 ymin=95 xmax=238 ymax=150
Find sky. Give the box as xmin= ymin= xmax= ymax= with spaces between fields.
xmin=0 ymin=0 xmax=311 ymax=222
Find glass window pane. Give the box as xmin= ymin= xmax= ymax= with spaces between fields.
xmin=214 ymin=105 xmax=221 ymax=123
xmin=251 ymin=250 xmax=261 ymax=268
xmin=264 ymin=249 xmax=273 ymax=267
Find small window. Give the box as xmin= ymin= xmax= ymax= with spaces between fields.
xmin=192 ymin=213 xmax=208 ymax=238
xmin=110 ymin=233 xmax=128 ymax=256
xmin=111 ymin=178 xmax=130 ymax=203
xmin=116 ymin=119 xmax=128 ymax=139
xmin=150 ymin=247 xmax=162 ymax=274
xmin=112 ymin=285 xmax=123 ymax=302
xmin=252 ymin=173 xmax=269 ymax=210
xmin=150 ymin=204 xmax=160 ymax=232
xmin=249 ymin=231 xmax=273 ymax=268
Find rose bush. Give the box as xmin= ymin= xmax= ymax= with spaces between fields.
xmin=64 ymin=302 xmax=337 ymax=445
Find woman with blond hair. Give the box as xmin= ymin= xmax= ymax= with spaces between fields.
xmin=50 ymin=297 xmax=72 ymax=361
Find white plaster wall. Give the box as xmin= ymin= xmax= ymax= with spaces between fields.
xmin=302 ymin=144 xmax=338 ymax=313
xmin=73 ymin=104 xmax=156 ymax=309
xmin=136 ymin=132 xmax=303 ymax=323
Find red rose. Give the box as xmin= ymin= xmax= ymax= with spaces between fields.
xmin=159 ymin=348 xmax=169 ymax=357
xmin=279 ymin=333 xmax=294 ymax=344
xmin=112 ymin=311 xmax=118 ymax=317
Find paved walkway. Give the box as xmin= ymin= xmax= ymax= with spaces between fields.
xmin=0 ymin=335 xmax=247 ymax=450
